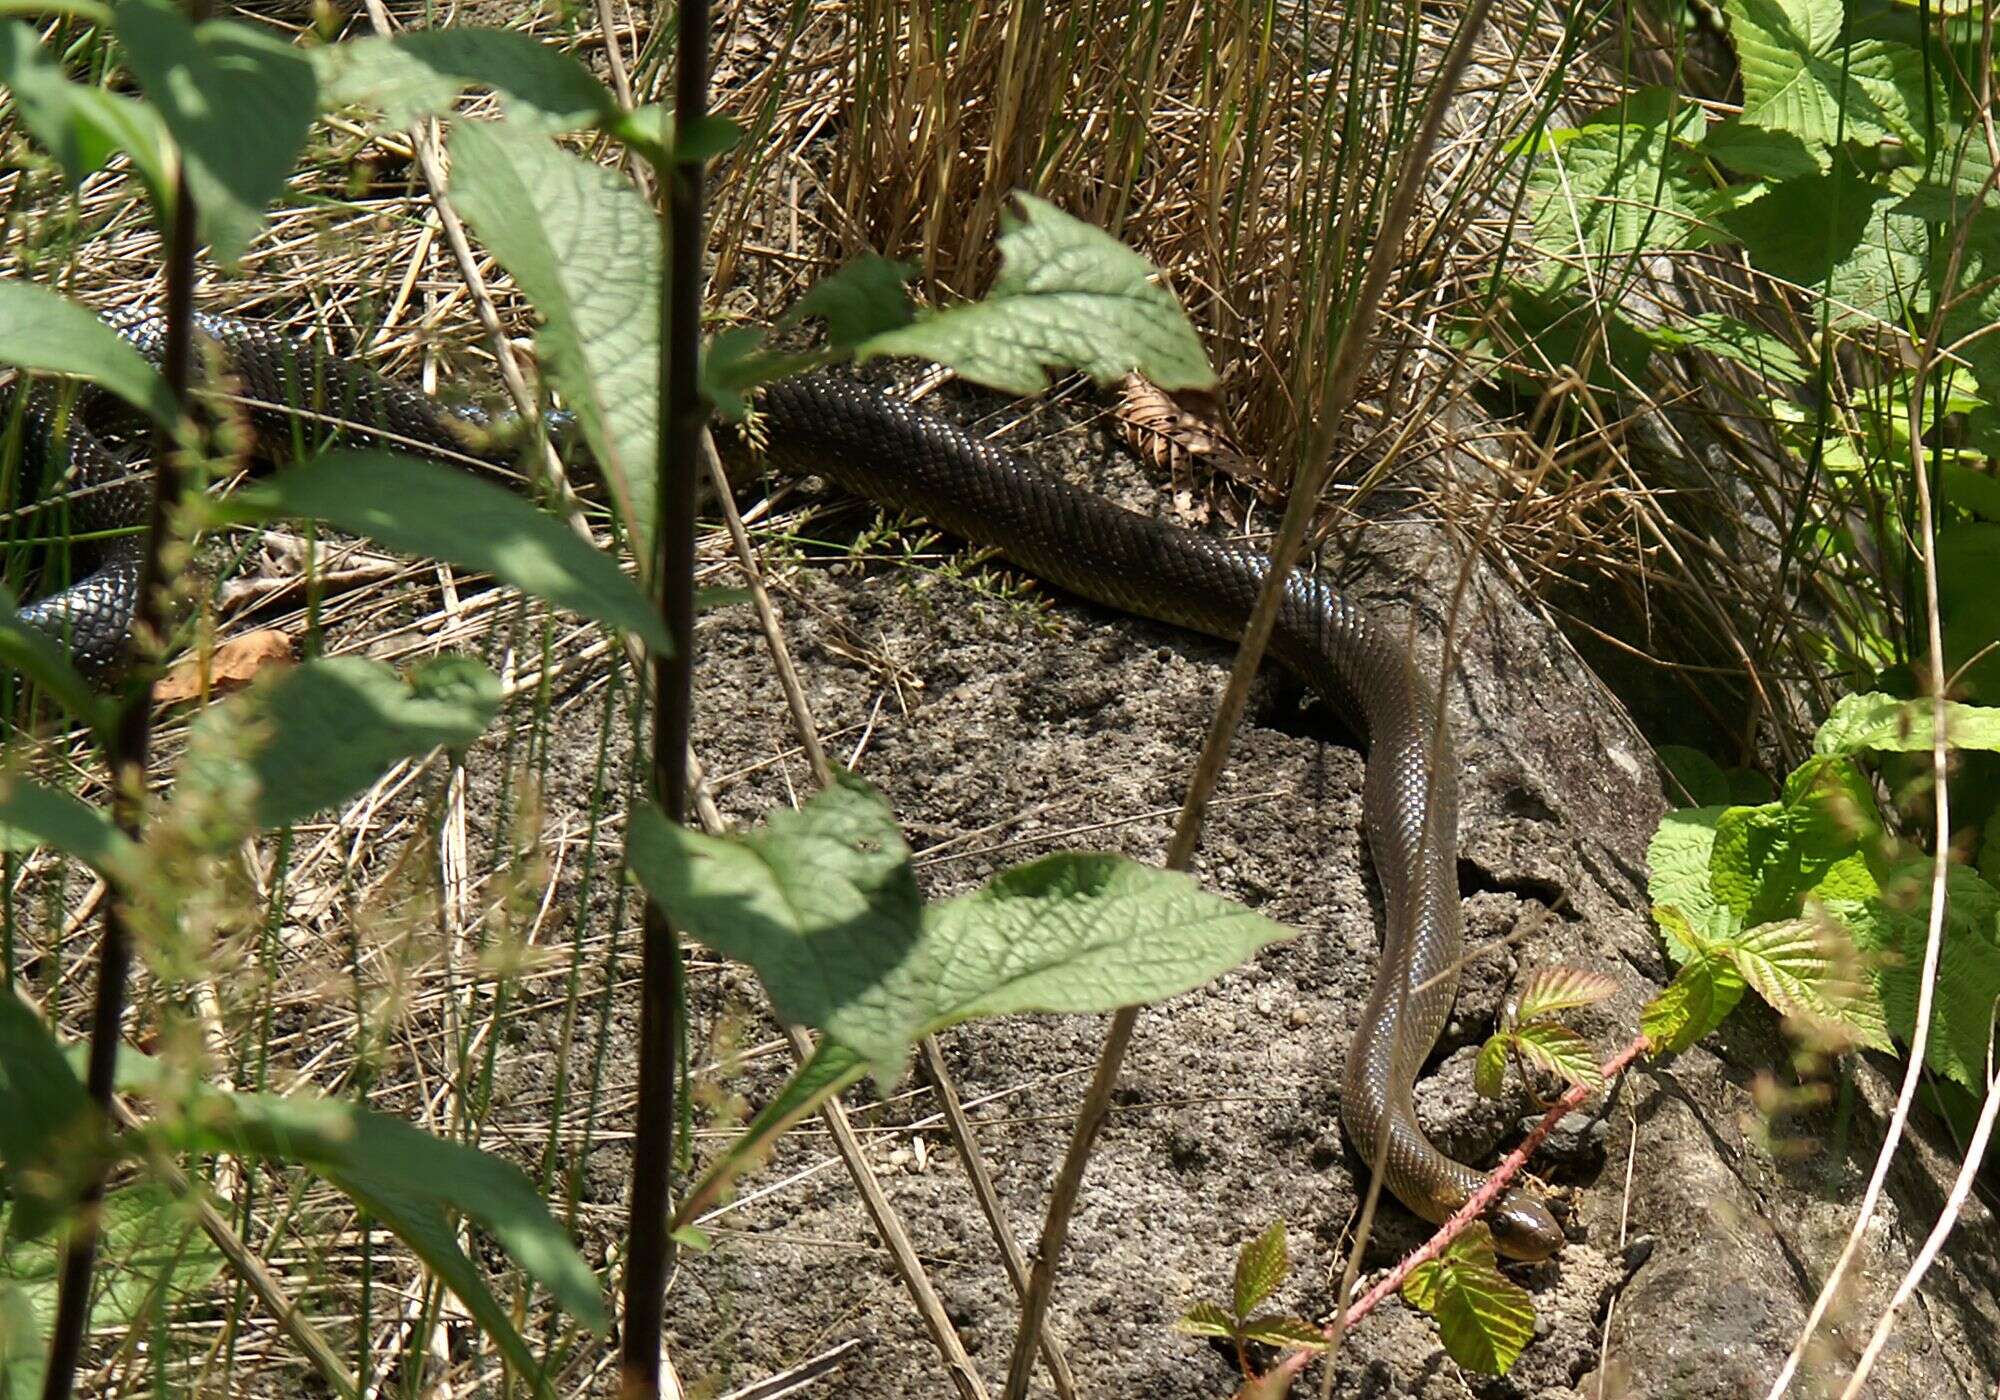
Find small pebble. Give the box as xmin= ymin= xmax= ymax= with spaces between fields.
xmin=1288 ymin=1006 xmax=1311 ymax=1028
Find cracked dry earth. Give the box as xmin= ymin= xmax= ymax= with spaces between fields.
xmin=481 ymin=385 xmax=2000 ymax=1398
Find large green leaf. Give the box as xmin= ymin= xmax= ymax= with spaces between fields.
xmin=858 ymin=194 xmax=1214 ymax=394
xmin=0 ymin=994 xmax=107 ymax=1242
xmin=446 ymin=121 xmax=661 ymax=562
xmin=0 ymin=280 xmax=175 ymax=425
xmin=1708 ymin=756 xmax=1880 ymax=924
xmin=1646 ymin=805 xmax=1731 ymax=962
xmin=232 ymin=449 xmax=669 ymax=652
xmin=115 ymin=0 xmax=317 ymax=266
xmin=1642 ymin=948 xmax=1747 ymax=1053
xmin=1400 ymin=1226 xmax=1535 ymax=1375
xmin=1726 ymin=917 xmax=1892 ymax=1051
xmin=626 ymin=772 xmax=926 ymax=1072
xmin=630 ymin=771 xmax=1293 ymax=1077
xmin=0 ymin=775 xmax=139 ymax=884
xmin=0 ymin=1184 xmax=223 ymax=1399
xmin=170 ymin=1089 xmax=606 ymax=1385
xmin=176 ymin=655 xmax=500 ymax=833
xmin=1724 ymin=0 xmax=1936 ymax=165
xmin=1524 ymin=88 xmax=1744 ymax=257
xmin=0 ymin=21 xmax=168 ymax=195
xmin=1829 ymin=867 xmax=2000 ymax=1087
xmin=312 ymin=30 xmax=614 ymax=134
xmin=1723 ymin=164 xmax=1929 ymax=325
xmin=1813 ymin=691 xmax=2000 ymax=755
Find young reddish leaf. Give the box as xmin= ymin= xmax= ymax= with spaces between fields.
xmin=1238 ymin=1315 xmax=1328 ymax=1349
xmin=1510 ymin=1021 xmax=1604 ymax=1090
xmin=1232 ymin=1220 xmax=1289 ymax=1320
xmin=1510 ymin=965 xmax=1619 ymax=1023
xmin=1174 ymin=1300 xmax=1237 ymax=1338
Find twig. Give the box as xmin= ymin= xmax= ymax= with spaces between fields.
xmin=998 ymin=5 xmax=1496 ymax=1392
xmin=42 ymin=114 xmax=201 ymax=1400
xmin=622 ymin=0 xmax=710 ymax=1391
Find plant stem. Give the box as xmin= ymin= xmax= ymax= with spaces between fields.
xmin=620 ymin=0 xmax=709 ymax=1393
xmin=40 ymin=156 xmax=196 ymax=1400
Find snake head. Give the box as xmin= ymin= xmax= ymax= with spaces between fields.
xmin=1486 ymin=1188 xmax=1563 ymax=1261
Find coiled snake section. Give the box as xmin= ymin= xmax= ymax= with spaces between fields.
xmin=11 ymin=312 xmax=1563 ymax=1261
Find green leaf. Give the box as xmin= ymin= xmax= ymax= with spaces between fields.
xmin=1726 ymin=917 xmax=1893 ymax=1051
xmin=670 ymin=1038 xmax=868 ymax=1232
xmin=447 ymin=121 xmax=661 ymax=561
xmin=1509 ymin=1021 xmax=1603 ymax=1090
xmin=1723 ymin=165 xmax=1929 ymax=325
xmin=233 ymin=448 xmax=669 ymax=653
xmin=1703 ymin=118 xmax=1821 ymax=180
xmin=1510 ymin=966 xmax=1618 ymax=1023
xmin=1642 ymin=949 xmax=1747 ymax=1053
xmin=1400 ymin=1225 xmax=1535 ymax=1375
xmin=0 ymin=586 xmax=112 ymax=734
xmin=0 ymin=993 xmax=107 ymax=1241
xmin=312 ymin=29 xmax=614 ymax=135
xmin=1474 ymin=1033 xmax=1510 ymax=1098
xmin=1524 ymin=88 xmax=1743 ymax=257
xmin=701 ymin=328 xmax=822 ymax=422
xmin=1830 ymin=867 xmax=2000 ymax=1086
xmin=1709 ymin=757 xmax=1880 ymax=924
xmin=1173 ymin=1299 xmax=1237 ymax=1339
xmin=916 ymin=853 xmax=1292 ymax=1026
xmin=1232 ymin=1220 xmax=1288 ymax=1320
xmin=0 ymin=1183 xmax=223 ymax=1398
xmin=0 ymin=775 xmax=139 ymax=884
xmin=1724 ymin=0 xmax=1936 ymax=164
xmin=1813 ymin=692 xmax=2000 ymax=755
xmin=1647 ymin=805 xmax=1731 ymax=962
xmin=115 ymin=0 xmax=318 ymax=266
xmin=173 ymin=1090 xmax=607 ymax=1361
xmin=782 ymin=254 xmax=916 ymax=348
xmin=0 ymin=281 xmax=176 ymax=425
xmin=631 ymin=772 xmax=1294 ymax=1077
xmin=177 ymin=655 xmax=500 ymax=833
xmin=0 ymin=21 xmax=169 ymax=194
xmin=1239 ymin=1315 xmax=1329 ymax=1349
xmin=857 ymin=193 xmax=1214 ymax=395
xmin=1638 ymin=313 xmax=1810 ymax=386
xmin=626 ymin=772 xmax=925 ymax=1073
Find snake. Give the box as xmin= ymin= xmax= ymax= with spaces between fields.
xmin=8 ymin=308 xmax=1564 ymax=1262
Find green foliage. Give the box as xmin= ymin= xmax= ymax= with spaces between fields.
xmin=857 ymin=194 xmax=1216 ymax=394
xmin=0 ymin=994 xmax=109 ymax=1241
xmin=1644 ymin=694 xmax=2000 ymax=1076
xmin=230 ymin=448 xmax=671 ymax=652
xmin=0 ymin=20 xmax=167 ymax=195
xmin=0 ymin=279 xmax=177 ymax=425
xmin=629 ymin=771 xmax=1293 ymax=1078
xmin=175 ymin=654 xmax=500 ymax=833
xmin=0 ymin=1185 xmax=223 ymax=1400
xmin=1400 ymin=1225 xmax=1535 ymax=1375
xmin=1723 ymin=0 xmax=1936 ymax=165
xmin=445 ymin=119 xmax=664 ymax=561
xmin=311 ymin=29 xmax=614 ymax=134
xmin=1475 ymin=966 xmax=1615 ymax=1098
xmin=114 ymin=0 xmax=317 ymax=265
xmin=1521 ymin=88 xmax=1746 ymax=258
xmin=0 ymin=775 xmax=140 ymax=884
xmin=1174 ymin=1221 xmax=1324 ymax=1380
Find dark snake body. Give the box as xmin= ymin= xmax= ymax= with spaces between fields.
xmin=12 ymin=313 xmax=1562 ymax=1261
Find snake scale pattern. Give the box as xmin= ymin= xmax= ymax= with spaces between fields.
xmin=8 ymin=309 xmax=1563 ymax=1260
